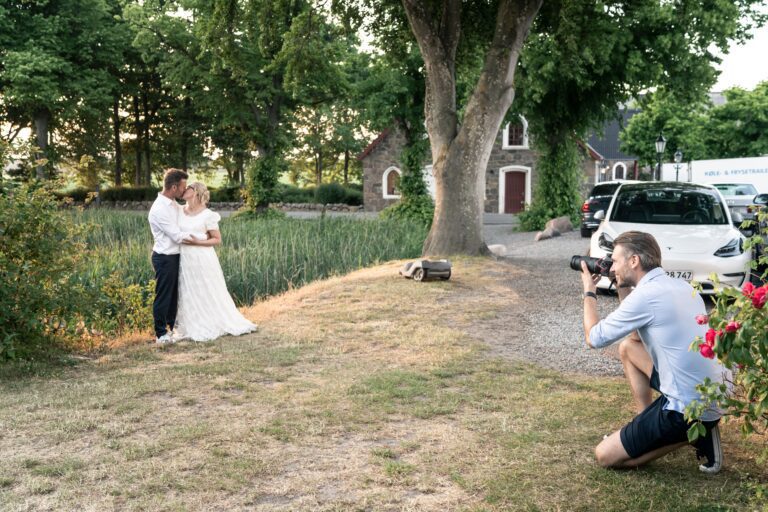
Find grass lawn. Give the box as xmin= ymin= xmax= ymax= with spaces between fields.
xmin=0 ymin=258 xmax=765 ymax=511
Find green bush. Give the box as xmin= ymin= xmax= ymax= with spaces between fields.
xmin=343 ymin=188 xmax=363 ymax=206
xmin=53 ymin=187 xmax=90 ymax=202
xmin=100 ymin=186 xmax=160 ymax=202
xmin=379 ymin=195 xmax=434 ymax=226
xmin=0 ymin=185 xmax=88 ymax=359
xmin=315 ymin=183 xmax=347 ymax=205
xmin=277 ymin=184 xmax=316 ymax=203
xmin=209 ymin=186 xmax=242 ymax=203
xmin=685 ymin=211 xmax=768 ymax=442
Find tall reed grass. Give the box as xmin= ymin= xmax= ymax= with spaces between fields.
xmin=73 ymin=210 xmax=428 ymax=306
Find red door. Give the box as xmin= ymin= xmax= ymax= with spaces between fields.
xmin=504 ymin=172 xmax=526 ymax=213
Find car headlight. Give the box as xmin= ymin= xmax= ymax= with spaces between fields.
xmin=713 ymin=238 xmax=743 ymax=257
xmin=598 ymin=232 xmax=614 ymax=252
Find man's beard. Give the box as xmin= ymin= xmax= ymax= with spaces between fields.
xmin=616 ymin=274 xmax=637 ymax=288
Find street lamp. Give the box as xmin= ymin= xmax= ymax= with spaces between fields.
xmin=674 ymin=149 xmax=683 ymax=182
xmin=655 ymin=133 xmax=667 ymax=181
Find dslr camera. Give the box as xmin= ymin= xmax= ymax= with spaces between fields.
xmin=570 ymin=255 xmax=613 ymax=277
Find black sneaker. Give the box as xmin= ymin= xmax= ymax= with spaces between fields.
xmin=696 ymin=423 xmax=723 ymax=474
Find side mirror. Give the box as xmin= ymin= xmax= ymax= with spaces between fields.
xmin=732 ymin=212 xmax=744 ymax=226
xmin=594 ymin=210 xmax=606 ymax=221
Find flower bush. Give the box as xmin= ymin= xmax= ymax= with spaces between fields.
xmin=686 ymin=279 xmax=768 ymax=442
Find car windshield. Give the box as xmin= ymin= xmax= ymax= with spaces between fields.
xmin=610 ymin=187 xmax=728 ymax=225
xmin=714 ymin=183 xmax=758 ymax=196
xmin=590 ymin=183 xmax=620 ymax=197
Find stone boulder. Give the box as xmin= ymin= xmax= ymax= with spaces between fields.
xmin=545 ymin=215 xmax=573 ymax=233
xmin=534 ymin=227 xmax=561 ymax=241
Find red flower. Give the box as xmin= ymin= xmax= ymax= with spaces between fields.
xmin=753 ymin=286 xmax=768 ymax=309
xmin=700 ymin=344 xmax=715 ymax=359
xmin=725 ymin=321 xmax=741 ymax=333
xmin=742 ymin=281 xmax=756 ymax=297
xmin=705 ymin=328 xmax=717 ymax=346
xmin=695 ymin=314 xmax=709 ymax=325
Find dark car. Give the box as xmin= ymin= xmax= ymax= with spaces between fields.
xmin=580 ymin=181 xmax=638 ymax=237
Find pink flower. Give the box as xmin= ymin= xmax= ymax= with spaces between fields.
xmin=725 ymin=321 xmax=741 ymax=333
xmin=700 ymin=344 xmax=715 ymax=359
xmin=705 ymin=328 xmax=717 ymax=346
xmin=753 ymin=286 xmax=768 ymax=309
xmin=742 ymin=281 xmax=756 ymax=297
xmin=695 ymin=314 xmax=709 ymax=325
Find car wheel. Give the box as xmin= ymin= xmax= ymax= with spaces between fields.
xmin=580 ymin=226 xmax=592 ymax=238
xmin=413 ymin=268 xmax=425 ymax=281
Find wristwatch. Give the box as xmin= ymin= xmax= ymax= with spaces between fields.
xmin=583 ymin=291 xmax=597 ymax=300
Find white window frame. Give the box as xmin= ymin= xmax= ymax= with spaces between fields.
xmin=382 ymin=166 xmax=402 ymax=199
xmin=612 ymin=162 xmax=627 ymax=181
xmin=498 ymin=165 xmax=532 ymax=213
xmin=502 ymin=116 xmax=530 ymax=150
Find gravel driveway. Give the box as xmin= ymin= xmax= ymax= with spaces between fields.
xmin=478 ymin=227 xmax=625 ymax=376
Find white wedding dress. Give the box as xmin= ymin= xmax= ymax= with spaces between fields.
xmin=174 ymin=207 xmax=257 ymax=342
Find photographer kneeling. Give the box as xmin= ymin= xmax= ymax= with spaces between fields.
xmin=580 ymin=231 xmax=726 ymax=473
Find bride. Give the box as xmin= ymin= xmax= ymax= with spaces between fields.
xmin=173 ymin=182 xmax=257 ymax=342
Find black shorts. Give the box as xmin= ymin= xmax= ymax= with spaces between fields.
xmin=619 ymin=368 xmax=719 ymax=459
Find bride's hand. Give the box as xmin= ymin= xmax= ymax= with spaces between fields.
xmin=182 ymin=237 xmax=197 ymax=245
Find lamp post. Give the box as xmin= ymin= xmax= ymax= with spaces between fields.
xmin=674 ymin=149 xmax=683 ymax=182
xmin=655 ymin=133 xmax=666 ymax=181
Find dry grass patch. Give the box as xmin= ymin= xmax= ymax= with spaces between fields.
xmin=0 ymin=258 xmax=765 ymax=511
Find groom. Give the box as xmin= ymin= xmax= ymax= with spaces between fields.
xmin=148 ymin=168 xmax=193 ymax=344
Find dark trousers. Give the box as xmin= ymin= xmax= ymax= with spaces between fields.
xmin=151 ymin=252 xmax=180 ymax=338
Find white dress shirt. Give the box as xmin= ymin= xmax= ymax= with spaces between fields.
xmin=589 ymin=267 xmax=728 ymax=421
xmin=148 ymin=193 xmax=191 ymax=255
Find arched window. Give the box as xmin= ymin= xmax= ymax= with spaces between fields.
xmin=502 ymin=116 xmax=529 ymax=150
xmin=613 ymin=162 xmax=627 ymax=181
xmin=382 ymin=166 xmax=402 ymax=199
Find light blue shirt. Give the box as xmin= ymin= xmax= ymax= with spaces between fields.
xmin=589 ymin=267 xmax=726 ymax=421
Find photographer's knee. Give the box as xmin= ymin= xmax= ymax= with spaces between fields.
xmin=618 ymin=338 xmax=632 ymax=362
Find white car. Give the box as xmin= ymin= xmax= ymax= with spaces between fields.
xmin=590 ymin=182 xmax=750 ymax=294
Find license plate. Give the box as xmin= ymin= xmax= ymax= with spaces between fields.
xmin=665 ymin=270 xmax=692 ymax=280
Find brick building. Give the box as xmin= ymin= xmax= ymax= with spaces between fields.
xmin=359 ymin=117 xmax=605 ymax=213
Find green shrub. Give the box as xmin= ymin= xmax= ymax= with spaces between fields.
xmin=0 ymin=185 xmax=88 ymax=359
xmin=379 ymin=195 xmax=434 ymax=226
xmin=53 ymin=187 xmax=90 ymax=202
xmin=685 ymin=211 xmax=768 ymax=441
xmin=101 ymin=186 xmax=160 ymax=202
xmin=277 ymin=184 xmax=316 ymax=203
xmin=209 ymin=186 xmax=242 ymax=203
xmin=343 ymin=188 xmax=363 ymax=206
xmin=315 ymin=183 xmax=347 ymax=205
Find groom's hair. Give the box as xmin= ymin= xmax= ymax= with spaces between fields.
xmin=163 ymin=168 xmax=189 ymax=190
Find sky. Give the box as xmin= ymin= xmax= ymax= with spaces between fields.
xmin=713 ymin=17 xmax=768 ymax=91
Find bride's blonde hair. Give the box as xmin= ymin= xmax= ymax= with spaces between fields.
xmin=189 ymin=182 xmax=210 ymax=206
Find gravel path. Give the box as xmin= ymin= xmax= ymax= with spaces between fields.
xmin=477 ymin=226 xmax=625 ymax=376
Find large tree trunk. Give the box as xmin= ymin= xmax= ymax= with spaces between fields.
xmin=33 ymin=109 xmax=50 ymax=180
xmin=402 ymin=0 xmax=542 ymax=256
xmin=113 ymin=97 xmax=123 ymax=186
xmin=133 ymin=95 xmax=142 ymax=186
